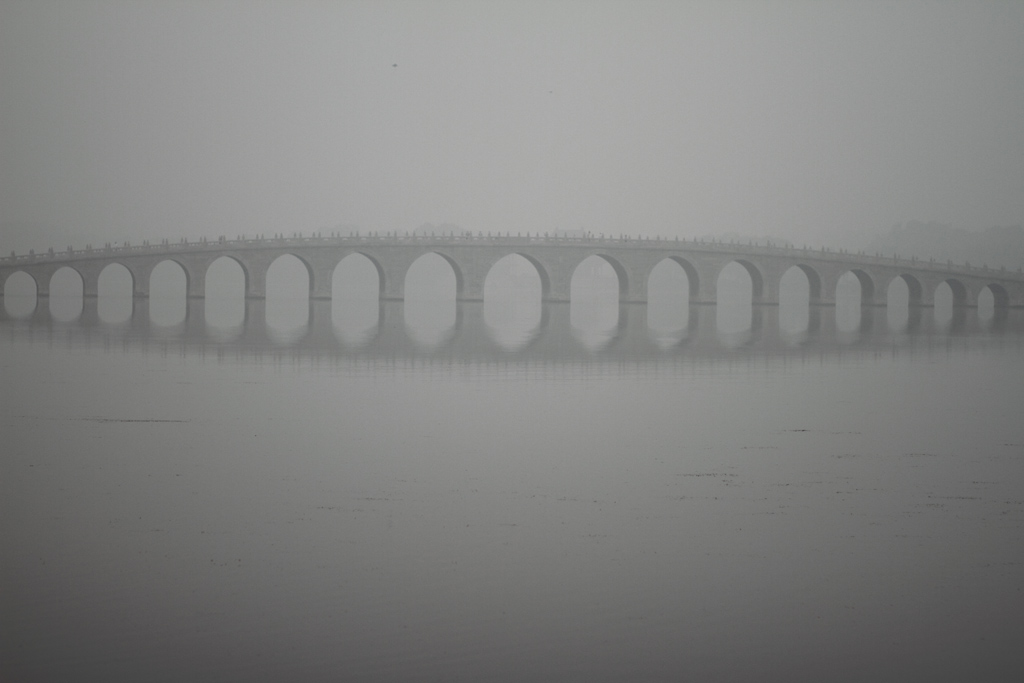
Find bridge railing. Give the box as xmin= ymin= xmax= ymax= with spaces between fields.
xmin=3 ymin=232 xmax=1022 ymax=280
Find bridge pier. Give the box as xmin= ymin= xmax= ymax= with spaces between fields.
xmin=243 ymin=256 xmax=268 ymax=299
xmin=544 ymin=268 xmax=572 ymax=303
xmin=451 ymin=252 xmax=489 ymax=302
xmin=378 ymin=253 xmax=419 ymax=301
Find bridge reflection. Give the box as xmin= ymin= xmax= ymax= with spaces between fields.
xmin=3 ymin=298 xmax=1021 ymax=366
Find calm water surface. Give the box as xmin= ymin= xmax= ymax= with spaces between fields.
xmin=3 ymin=298 xmax=1024 ymax=682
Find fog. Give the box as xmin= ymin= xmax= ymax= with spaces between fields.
xmin=3 ymin=1 xmax=1023 ymax=255
xmin=5 ymin=4 xmax=1024 ymax=680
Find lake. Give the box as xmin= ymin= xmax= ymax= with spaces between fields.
xmin=3 ymin=292 xmax=1024 ymax=682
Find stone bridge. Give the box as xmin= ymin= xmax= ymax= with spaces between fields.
xmin=3 ymin=232 xmax=1024 ymax=308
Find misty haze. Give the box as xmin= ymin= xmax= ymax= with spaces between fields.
xmin=3 ymin=2 xmax=1024 ymax=682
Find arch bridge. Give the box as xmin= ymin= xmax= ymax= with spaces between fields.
xmin=3 ymin=232 xmax=1023 ymax=309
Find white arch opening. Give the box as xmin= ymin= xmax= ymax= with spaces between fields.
xmin=404 ymin=253 xmax=457 ymax=349
xmin=3 ymin=271 xmax=37 ymax=318
xmin=836 ymin=271 xmax=865 ymax=335
xmin=97 ymin=263 xmax=134 ymax=325
xmin=571 ymin=255 xmax=621 ymax=350
xmin=205 ymin=257 xmax=247 ymax=336
xmin=484 ymin=254 xmax=543 ymax=351
xmin=886 ymin=276 xmax=914 ymax=333
xmin=647 ymin=258 xmax=691 ymax=348
xmin=779 ymin=265 xmax=812 ymax=339
xmin=49 ymin=267 xmax=83 ymax=322
xmin=933 ymin=282 xmax=953 ymax=328
xmin=332 ymin=253 xmax=381 ymax=348
xmin=716 ymin=261 xmax=753 ymax=341
xmin=150 ymin=260 xmax=187 ymax=327
xmin=265 ymin=254 xmax=311 ymax=345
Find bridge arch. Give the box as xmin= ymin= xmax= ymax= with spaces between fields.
xmin=264 ymin=254 xmax=313 ymax=344
xmin=203 ymin=256 xmax=247 ymax=332
xmin=3 ymin=270 xmax=38 ymax=318
xmin=932 ymin=279 xmax=970 ymax=330
xmin=265 ymin=253 xmax=314 ymax=298
xmin=483 ymin=254 xmax=544 ymax=301
xmin=834 ymin=269 xmax=876 ymax=334
xmin=715 ymin=261 xmax=759 ymax=340
xmin=888 ymin=273 xmax=924 ymax=307
xmin=50 ymin=265 xmax=85 ymax=295
xmin=3 ymin=269 xmax=38 ymax=298
xmin=49 ymin=266 xmax=84 ymax=321
xmin=787 ymin=264 xmax=822 ymax=301
xmin=570 ymin=254 xmax=625 ymax=350
xmin=435 ymin=252 xmax=464 ymax=298
xmin=149 ymin=260 xmax=188 ymax=327
xmin=647 ymin=257 xmax=696 ymax=340
xmin=651 ymin=256 xmax=699 ymax=300
xmin=403 ymin=252 xmax=460 ymax=350
xmin=482 ymin=254 xmax=544 ymax=351
xmin=836 ymin=269 xmax=875 ymax=305
xmin=571 ymin=253 xmax=629 ymax=301
xmin=571 ymin=254 xmax=627 ymax=302
xmin=720 ymin=259 xmax=764 ymax=301
xmin=978 ymin=283 xmax=1011 ymax=327
xmin=149 ymin=259 xmax=191 ymax=298
xmin=982 ymin=282 xmax=1010 ymax=310
xmin=505 ymin=252 xmax=551 ymax=301
xmin=778 ymin=264 xmax=821 ymax=338
xmin=941 ymin=278 xmax=969 ymax=307
xmin=404 ymin=251 xmax=463 ymax=300
xmin=97 ymin=263 xmax=134 ymax=324
xmin=885 ymin=273 xmax=925 ymax=332
xmin=714 ymin=259 xmax=764 ymax=301
xmin=98 ymin=262 xmax=135 ymax=297
xmin=205 ymin=255 xmax=249 ymax=299
xmin=330 ymin=253 xmax=383 ymax=348
xmin=330 ymin=253 xmax=381 ymax=348
xmin=332 ymin=252 xmax=383 ymax=300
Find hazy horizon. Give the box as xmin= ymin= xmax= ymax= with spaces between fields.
xmin=2 ymin=1 xmax=1023 ymax=256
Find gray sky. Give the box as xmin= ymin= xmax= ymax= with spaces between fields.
xmin=2 ymin=0 xmax=1022 ymax=254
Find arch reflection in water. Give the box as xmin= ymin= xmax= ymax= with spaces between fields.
xmin=835 ymin=270 xmax=869 ymax=341
xmin=3 ymin=271 xmax=37 ymax=319
xmin=484 ymin=254 xmax=542 ymax=351
xmin=332 ymin=253 xmax=381 ymax=348
xmin=404 ymin=253 xmax=458 ymax=350
xmin=776 ymin=265 xmax=811 ymax=345
xmin=49 ymin=266 xmax=84 ymax=322
xmin=978 ymin=287 xmax=996 ymax=328
xmin=646 ymin=258 xmax=692 ymax=349
xmin=5 ymin=297 xmax=1023 ymax=366
xmin=97 ymin=263 xmax=134 ymax=325
xmin=265 ymin=254 xmax=311 ymax=345
xmin=932 ymin=281 xmax=970 ymax=332
xmin=571 ymin=255 xmax=621 ymax=351
xmin=886 ymin=275 xmax=916 ymax=333
xmin=204 ymin=257 xmax=247 ymax=340
xmin=716 ymin=261 xmax=755 ymax=347
xmin=149 ymin=260 xmax=188 ymax=329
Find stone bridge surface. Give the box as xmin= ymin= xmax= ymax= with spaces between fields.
xmin=3 ymin=233 xmax=1024 ymax=308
